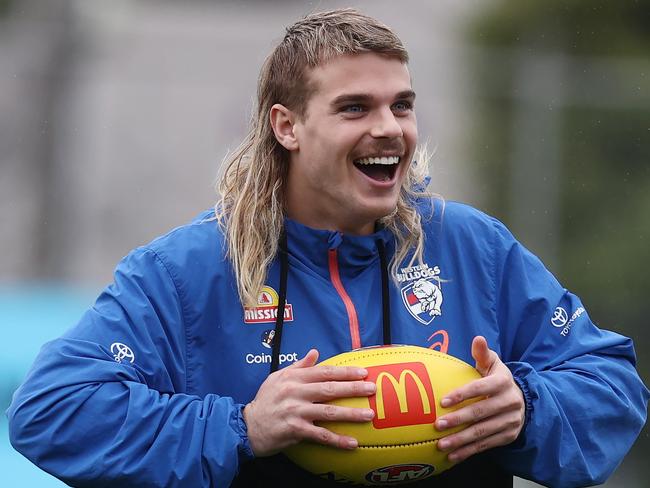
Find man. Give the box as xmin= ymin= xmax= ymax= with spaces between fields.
xmin=8 ymin=8 xmax=648 ymax=488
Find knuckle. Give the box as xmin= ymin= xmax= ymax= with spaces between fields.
xmin=323 ymin=404 xmax=337 ymax=420
xmin=469 ymin=382 xmax=483 ymax=397
xmin=318 ymin=429 xmax=332 ymax=444
xmin=505 ymin=387 xmax=519 ymax=401
xmin=285 ymin=416 xmax=301 ymax=431
xmin=476 ymin=440 xmax=489 ymax=453
xmin=321 ymin=366 xmax=336 ymax=381
xmin=351 ymin=381 xmax=366 ymax=395
xmin=507 ymin=416 xmax=521 ymax=430
xmin=473 ymin=425 xmax=486 ymax=440
xmin=505 ymin=395 xmax=518 ymax=409
xmin=322 ymin=381 xmax=336 ymax=396
xmin=471 ymin=405 xmax=484 ymax=420
xmin=284 ymin=402 xmax=299 ymax=417
xmin=278 ymin=383 xmax=294 ymax=398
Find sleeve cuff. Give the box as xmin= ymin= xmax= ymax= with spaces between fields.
xmin=235 ymin=403 xmax=255 ymax=461
xmin=505 ymin=361 xmax=536 ymax=448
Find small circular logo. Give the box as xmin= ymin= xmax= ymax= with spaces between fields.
xmin=551 ymin=307 xmax=569 ymax=328
xmin=110 ymin=342 xmax=135 ymax=363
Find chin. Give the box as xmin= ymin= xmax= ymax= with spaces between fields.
xmin=364 ymin=201 xmax=399 ymax=223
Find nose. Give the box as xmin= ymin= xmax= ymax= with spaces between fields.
xmin=370 ymin=107 xmax=403 ymax=139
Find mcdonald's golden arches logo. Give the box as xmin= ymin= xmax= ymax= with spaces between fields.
xmin=366 ymin=361 xmax=437 ymax=429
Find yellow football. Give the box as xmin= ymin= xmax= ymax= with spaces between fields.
xmin=284 ymin=345 xmax=482 ymax=485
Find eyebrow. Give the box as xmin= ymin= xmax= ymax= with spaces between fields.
xmin=330 ymin=90 xmax=416 ymax=106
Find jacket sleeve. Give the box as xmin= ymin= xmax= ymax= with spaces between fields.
xmin=487 ymin=218 xmax=649 ymax=488
xmin=7 ymin=247 xmax=254 ymax=487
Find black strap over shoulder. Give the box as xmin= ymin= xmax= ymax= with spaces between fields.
xmin=270 ymin=229 xmax=289 ymax=374
xmin=376 ymin=238 xmax=391 ymax=346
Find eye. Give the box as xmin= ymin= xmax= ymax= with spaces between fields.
xmin=341 ymin=104 xmax=366 ymax=114
xmin=392 ymin=100 xmax=414 ymax=113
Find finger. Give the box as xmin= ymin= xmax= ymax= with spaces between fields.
xmin=471 ymin=336 xmax=497 ymax=376
xmin=436 ymin=395 xmax=504 ymax=431
xmin=440 ymin=373 xmax=510 ymax=408
xmin=444 ymin=421 xmax=521 ymax=463
xmin=437 ymin=411 xmax=511 ymax=452
xmin=297 ymin=363 xmax=370 ymax=383
xmin=287 ymin=349 xmax=320 ymax=369
xmin=301 ymin=379 xmax=376 ymax=402
xmin=302 ymin=424 xmax=359 ymax=450
xmin=305 ymin=403 xmax=375 ymax=423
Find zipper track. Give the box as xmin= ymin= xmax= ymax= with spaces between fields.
xmin=328 ymin=248 xmax=361 ymax=350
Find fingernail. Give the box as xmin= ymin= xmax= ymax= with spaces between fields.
xmin=438 ymin=439 xmax=449 ymax=450
xmin=448 ymin=453 xmax=459 ymax=462
xmin=347 ymin=438 xmax=358 ymax=449
xmin=364 ymin=382 xmax=376 ymax=394
xmin=363 ymin=409 xmax=375 ymax=420
xmin=357 ymin=368 xmax=368 ymax=377
xmin=436 ymin=419 xmax=448 ymax=430
xmin=441 ymin=398 xmax=452 ymax=407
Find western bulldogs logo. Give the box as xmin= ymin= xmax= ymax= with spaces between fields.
xmin=398 ymin=263 xmax=447 ymax=325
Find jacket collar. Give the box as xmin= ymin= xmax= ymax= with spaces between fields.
xmin=284 ymin=218 xmax=395 ymax=279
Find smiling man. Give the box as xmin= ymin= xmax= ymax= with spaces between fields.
xmin=275 ymin=52 xmax=417 ymax=235
xmin=8 ymin=8 xmax=648 ymax=488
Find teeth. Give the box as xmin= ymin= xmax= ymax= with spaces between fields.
xmin=355 ymin=156 xmax=400 ymax=165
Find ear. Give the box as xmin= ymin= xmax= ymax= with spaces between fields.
xmin=270 ymin=104 xmax=299 ymax=151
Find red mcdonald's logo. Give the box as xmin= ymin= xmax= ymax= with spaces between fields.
xmin=366 ymin=361 xmax=437 ymax=429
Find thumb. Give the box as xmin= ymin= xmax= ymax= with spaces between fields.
xmin=287 ymin=348 xmax=319 ymax=369
xmin=472 ymin=336 xmax=496 ymax=376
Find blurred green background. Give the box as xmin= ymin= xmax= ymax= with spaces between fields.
xmin=467 ymin=2 xmax=649 ymax=485
xmin=1 ymin=0 xmax=647 ymax=486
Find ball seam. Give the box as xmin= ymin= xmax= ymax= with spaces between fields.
xmin=357 ymin=439 xmax=439 ymax=449
xmin=330 ymin=348 xmax=469 ymax=368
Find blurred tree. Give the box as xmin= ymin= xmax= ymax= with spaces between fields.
xmin=468 ymin=0 xmax=649 ymax=368
xmin=475 ymin=1 xmax=650 ymax=56
xmin=0 ymin=0 xmax=13 ymax=17
xmin=467 ymin=1 xmax=649 ymax=483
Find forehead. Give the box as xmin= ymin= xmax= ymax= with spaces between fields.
xmin=306 ymin=52 xmax=412 ymax=102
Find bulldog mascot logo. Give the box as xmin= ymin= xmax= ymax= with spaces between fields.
xmin=412 ymin=279 xmax=443 ymax=318
xmin=398 ymin=264 xmax=447 ymax=325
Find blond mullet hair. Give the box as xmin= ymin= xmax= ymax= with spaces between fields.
xmin=216 ymin=8 xmax=432 ymax=306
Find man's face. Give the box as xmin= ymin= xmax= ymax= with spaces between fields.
xmin=283 ymin=52 xmax=417 ymax=235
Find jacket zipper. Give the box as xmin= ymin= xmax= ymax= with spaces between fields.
xmin=328 ymin=248 xmax=361 ymax=350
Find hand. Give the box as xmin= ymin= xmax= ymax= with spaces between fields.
xmin=243 ymin=349 xmax=376 ymax=457
xmin=435 ymin=336 xmax=525 ymax=463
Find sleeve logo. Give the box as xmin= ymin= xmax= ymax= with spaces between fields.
xmin=551 ymin=306 xmax=585 ymax=337
xmin=551 ymin=307 xmax=569 ymax=327
xmin=110 ymin=342 xmax=135 ymax=363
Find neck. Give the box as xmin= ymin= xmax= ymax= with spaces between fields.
xmin=285 ymin=204 xmax=376 ymax=236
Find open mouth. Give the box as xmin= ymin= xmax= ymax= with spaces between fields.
xmin=353 ymin=156 xmax=400 ymax=182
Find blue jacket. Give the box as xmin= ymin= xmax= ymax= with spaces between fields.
xmin=7 ymin=200 xmax=649 ymax=487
